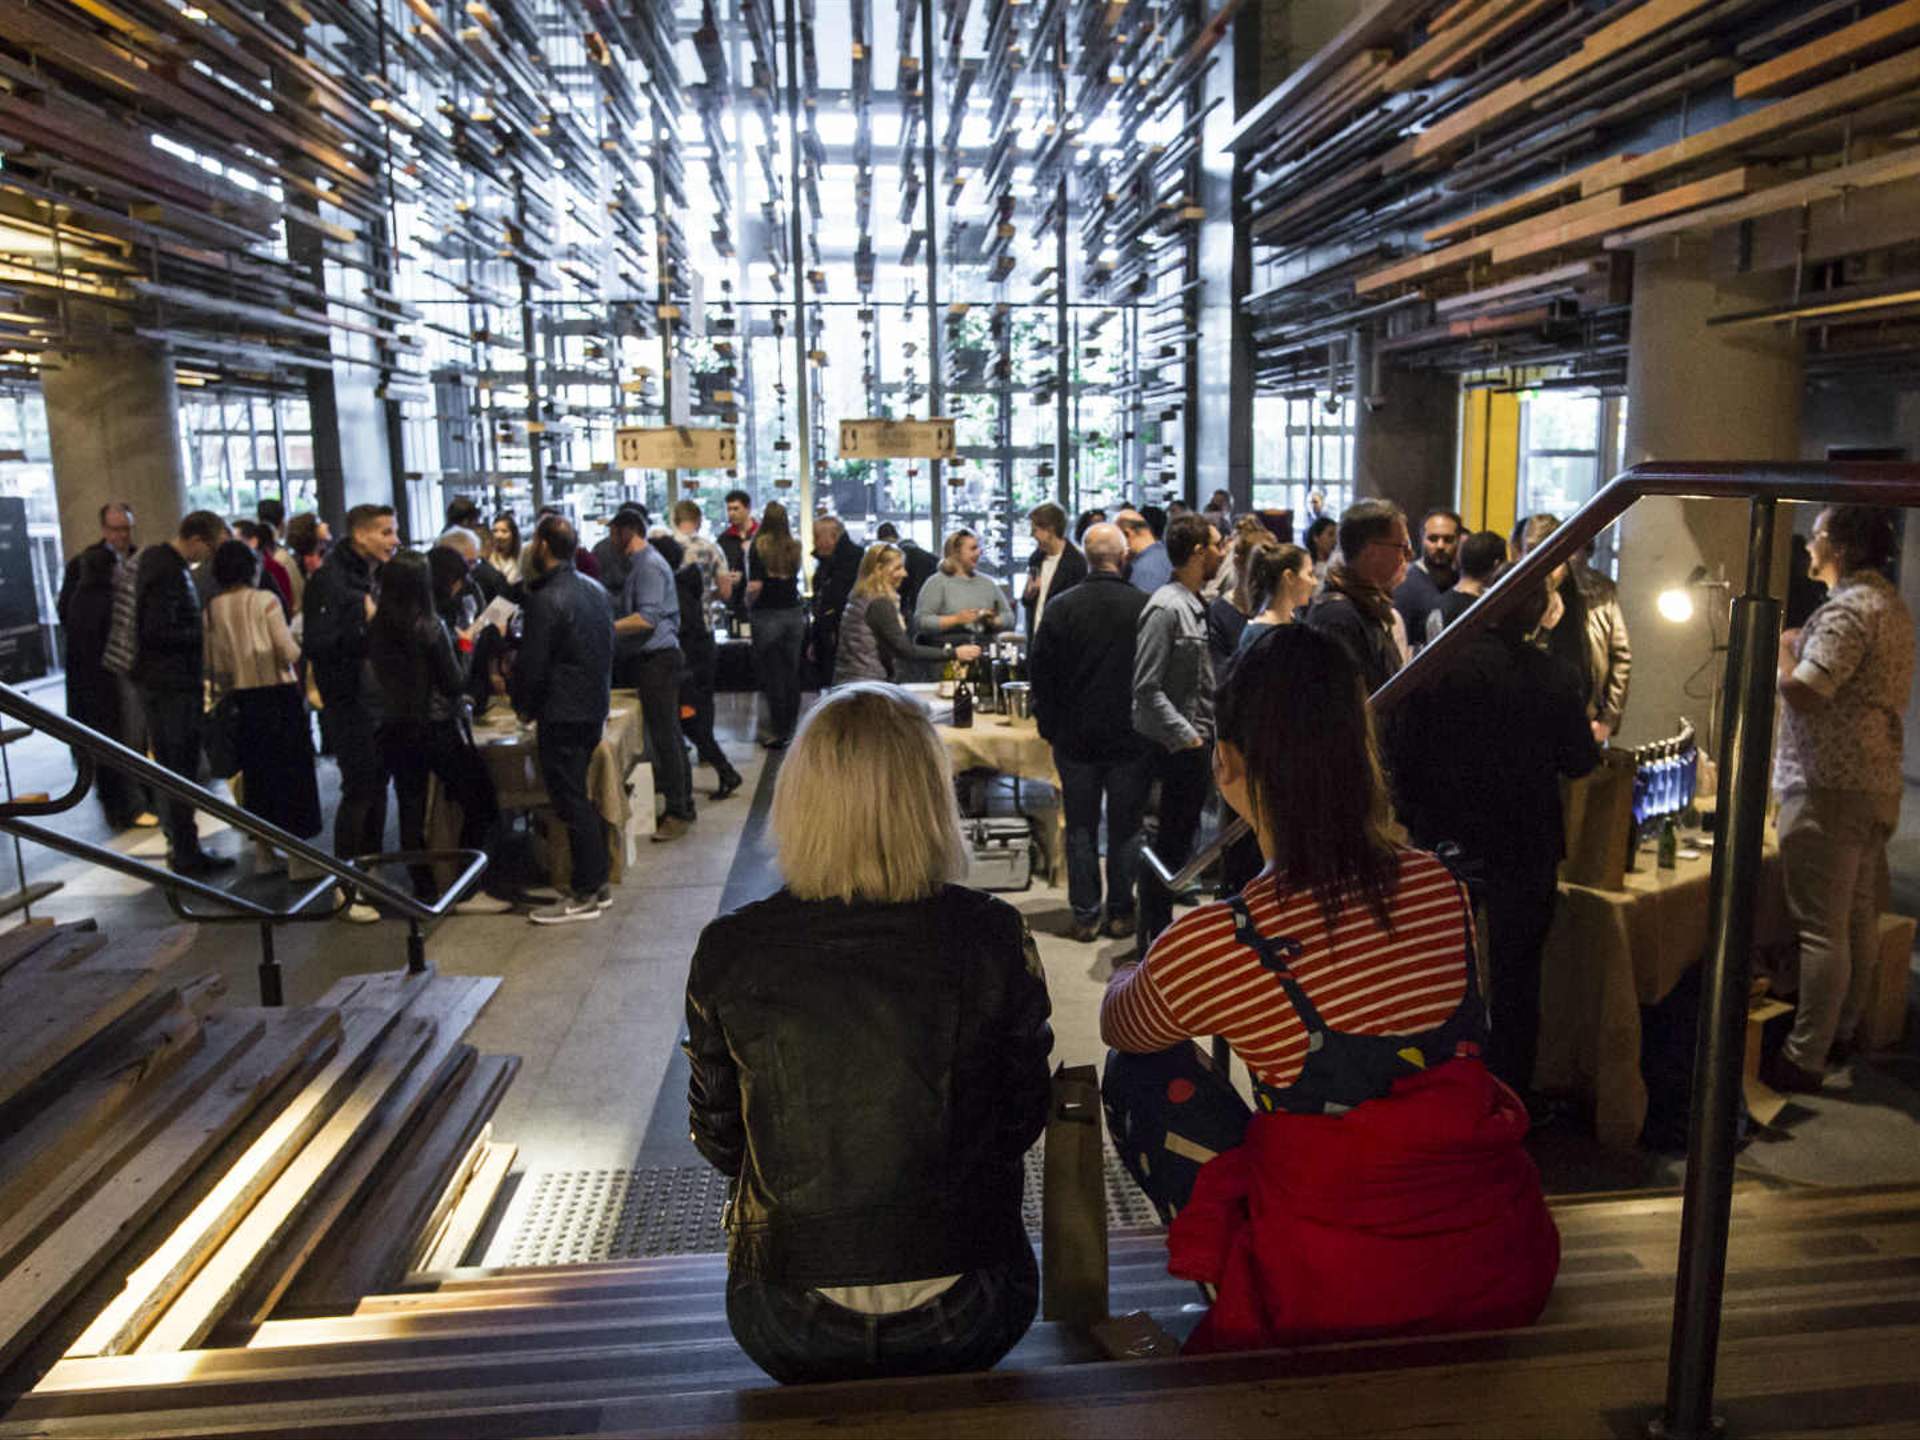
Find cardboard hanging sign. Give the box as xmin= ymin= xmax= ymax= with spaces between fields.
xmin=614 ymin=426 xmax=737 ymax=470
xmin=837 ymin=417 xmax=956 ymax=459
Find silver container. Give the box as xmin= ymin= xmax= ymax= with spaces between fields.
xmin=1003 ymin=681 xmax=1032 ymax=721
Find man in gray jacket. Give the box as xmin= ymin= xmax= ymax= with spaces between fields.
xmin=1132 ymin=512 xmax=1225 ymax=952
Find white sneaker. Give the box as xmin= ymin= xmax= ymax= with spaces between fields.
xmin=337 ymin=889 xmax=380 ymax=924
xmin=529 ymin=895 xmax=603 ymax=925
xmin=455 ymin=893 xmax=516 ymax=916
xmin=595 ymin=886 xmax=614 ymax=911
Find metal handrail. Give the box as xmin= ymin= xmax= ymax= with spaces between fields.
xmin=1144 ymin=459 xmax=1920 ymax=892
xmin=0 ymin=680 xmax=488 ymax=1002
xmin=1133 ymin=458 xmax=1920 ymax=1440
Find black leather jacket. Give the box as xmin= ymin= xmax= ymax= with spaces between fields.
xmin=509 ymin=561 xmax=613 ymax=726
xmin=686 ymin=885 xmax=1053 ymax=1288
xmin=131 ymin=544 xmax=204 ymax=692
xmin=369 ymin=615 xmax=466 ymax=726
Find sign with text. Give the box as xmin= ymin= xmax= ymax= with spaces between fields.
xmin=837 ymin=417 xmax=956 ymax=460
xmin=615 ymin=426 xmax=737 ymax=470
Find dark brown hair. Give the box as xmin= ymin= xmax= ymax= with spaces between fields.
xmin=1822 ymin=505 xmax=1899 ymax=574
xmin=1218 ymin=624 xmax=1400 ymax=929
xmin=754 ymin=502 xmax=802 ymax=577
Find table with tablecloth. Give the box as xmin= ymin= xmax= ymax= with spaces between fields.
xmin=427 ymin=695 xmax=645 ymax=891
xmin=933 ymin=712 xmax=1066 ymax=882
xmin=1534 ymin=834 xmax=1792 ymax=1150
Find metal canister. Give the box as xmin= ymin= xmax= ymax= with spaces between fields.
xmin=1003 ymin=681 xmax=1032 ymax=721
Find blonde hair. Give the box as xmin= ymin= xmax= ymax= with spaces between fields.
xmin=938 ymin=528 xmax=977 ymax=577
xmin=853 ymin=542 xmax=903 ymax=599
xmin=772 ymin=683 xmax=966 ymax=904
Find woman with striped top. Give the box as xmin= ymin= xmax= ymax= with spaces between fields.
xmin=1100 ymin=623 xmax=1558 ymax=1354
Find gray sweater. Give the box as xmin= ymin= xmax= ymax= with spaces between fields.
xmin=1132 ymin=582 xmax=1214 ymax=752
xmin=912 ymin=570 xmax=1014 ymax=641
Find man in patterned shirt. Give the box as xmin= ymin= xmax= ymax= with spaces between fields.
xmin=1766 ymin=505 xmax=1914 ymax=1094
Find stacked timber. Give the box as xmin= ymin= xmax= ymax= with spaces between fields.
xmin=0 ymin=921 xmax=516 ymax=1394
xmin=10 ymin=1186 xmax=1920 ymax=1437
xmin=1235 ymin=0 xmax=1920 ymax=388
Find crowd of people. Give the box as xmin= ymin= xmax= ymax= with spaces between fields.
xmin=55 ymin=484 xmax=1911 ymax=1387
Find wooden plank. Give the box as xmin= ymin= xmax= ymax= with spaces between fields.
xmin=1737 ymin=1 xmax=1920 ymax=99
xmin=1386 ymin=0 xmax=1727 ymax=171
xmin=67 ymin=1007 xmax=405 ymax=1358
xmin=0 ymin=999 xmax=204 ymax=1230
xmin=414 ymin=1137 xmax=516 ymax=1275
xmin=132 ymin=1017 xmax=435 ymax=1354
xmin=277 ymin=1052 xmax=519 ymax=1313
xmin=0 ymin=918 xmax=88 ymax=976
xmin=224 ymin=977 xmax=502 ymax=1326
xmin=1422 ymin=155 xmax=1634 ymax=243
xmin=0 ymin=969 xmax=166 ymax=1112
xmin=1592 ymin=46 xmax=1920 ymax=197
xmin=1430 ymin=0 xmax=1564 ymax=84
xmin=1432 ymin=258 xmax=1612 ymax=313
xmin=0 ymin=1008 xmax=336 ymax=1373
xmin=1606 ymin=144 xmax=1920 ymax=248
xmin=12 ymin=924 xmax=199 ymax=983
xmin=1493 ymin=166 xmax=1757 ymax=263
xmin=1356 ymin=187 xmax=1622 ymax=292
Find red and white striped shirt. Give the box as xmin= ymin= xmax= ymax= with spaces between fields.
xmin=1101 ymin=849 xmax=1475 ymax=1090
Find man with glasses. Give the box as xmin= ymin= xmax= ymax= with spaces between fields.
xmin=58 ymin=502 xmax=148 ymax=829
xmin=1305 ymin=499 xmax=1410 ymax=695
xmin=1393 ymin=508 xmax=1463 ymax=645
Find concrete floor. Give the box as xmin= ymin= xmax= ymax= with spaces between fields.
xmin=6 ymin=675 xmax=1920 ymax=1258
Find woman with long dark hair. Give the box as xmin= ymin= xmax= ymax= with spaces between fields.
xmin=746 ymin=501 xmax=806 ymax=748
xmin=1100 ymin=624 xmax=1557 ymax=1354
xmin=204 ymin=539 xmax=322 ymax=870
xmin=488 ymin=512 xmax=524 ymax=586
xmin=369 ymin=551 xmax=511 ymax=912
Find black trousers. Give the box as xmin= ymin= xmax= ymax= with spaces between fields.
xmin=681 ymin=646 xmax=735 ymax=778
xmin=751 ymin=606 xmax=807 ymax=741
xmin=330 ymin=699 xmax=389 ymax=866
xmin=538 ymin=719 xmax=610 ymax=897
xmin=380 ymin=719 xmax=500 ymax=899
xmin=69 ymin=670 xmax=143 ymax=826
xmin=620 ymin=648 xmax=694 ymax=821
xmin=1054 ymin=748 xmax=1151 ymax=925
xmin=140 ymin=687 xmax=206 ymax=860
xmin=1137 ymin=743 xmax=1213 ymax=956
xmin=1476 ymin=856 xmax=1561 ymax=1094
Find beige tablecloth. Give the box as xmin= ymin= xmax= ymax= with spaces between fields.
xmin=428 ymin=696 xmax=645 ymax=890
xmin=1535 ymin=835 xmax=1791 ymax=1149
xmin=935 ymin=714 xmax=1065 ymax=880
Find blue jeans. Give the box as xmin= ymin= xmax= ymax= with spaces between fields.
xmin=1054 ymin=749 xmax=1152 ymax=925
xmin=725 ymin=1245 xmax=1039 ymax=1386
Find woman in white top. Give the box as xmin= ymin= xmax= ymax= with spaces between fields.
xmin=489 ymin=513 xmax=524 ymax=585
xmin=204 ymin=539 xmax=321 ymax=869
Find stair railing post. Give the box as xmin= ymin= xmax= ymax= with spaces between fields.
xmin=257 ymin=921 xmax=283 ymax=1007
xmin=1657 ymin=496 xmax=1782 ymax=1440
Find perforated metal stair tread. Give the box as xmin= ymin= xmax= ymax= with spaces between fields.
xmin=502 ymin=1142 xmax=1163 ymax=1266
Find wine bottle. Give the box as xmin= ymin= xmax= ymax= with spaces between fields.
xmin=952 ymin=677 xmax=973 ymax=729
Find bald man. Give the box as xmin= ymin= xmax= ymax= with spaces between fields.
xmin=1028 ymin=522 xmax=1155 ymax=942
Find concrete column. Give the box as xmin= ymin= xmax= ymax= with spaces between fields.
xmin=1615 ymin=244 xmax=1801 ymax=748
xmin=42 ymin=321 xmax=189 ymax=552
xmin=1353 ymin=334 xmax=1459 ymax=519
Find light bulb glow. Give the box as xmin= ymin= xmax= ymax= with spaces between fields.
xmin=1657 ymin=588 xmax=1694 ymax=624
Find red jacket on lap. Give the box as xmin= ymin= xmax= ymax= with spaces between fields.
xmin=1167 ymin=1059 xmax=1559 ymax=1354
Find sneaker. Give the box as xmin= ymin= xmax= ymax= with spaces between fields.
xmin=1104 ymin=913 xmax=1136 ymax=940
xmin=1070 ymin=918 xmax=1100 ymax=943
xmin=652 ymin=815 xmax=692 ymax=843
xmin=712 ymin=771 xmax=744 ymax=801
xmin=454 ymin=893 xmax=516 ymax=916
xmin=341 ymin=901 xmax=380 ymax=925
xmin=529 ymin=894 xmax=604 ymax=925
xmin=595 ymin=887 xmax=615 ymax=911
xmin=133 ymin=812 xmax=160 ymax=828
